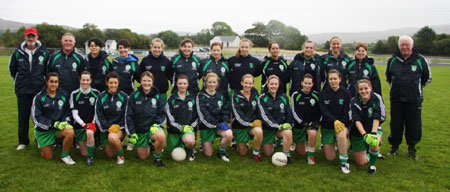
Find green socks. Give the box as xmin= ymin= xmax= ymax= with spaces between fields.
xmin=87 ymin=144 xmax=95 ymax=157
xmin=307 ymin=147 xmax=315 ymax=158
xmin=116 ymin=149 xmax=124 ymax=156
xmin=61 ymin=151 xmax=69 ymax=158
xmin=339 ymin=153 xmax=348 ymax=164
xmin=253 ymin=148 xmax=260 ymax=155
xmin=283 ymin=151 xmax=291 ymax=157
xmin=153 ymin=152 xmax=162 ymax=160
xmin=369 ymin=150 xmax=379 ymax=166
xmin=186 ymin=148 xmax=193 ymax=155
xmin=219 ymin=146 xmax=226 ymax=154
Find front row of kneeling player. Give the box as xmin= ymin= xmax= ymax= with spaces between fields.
xmin=32 ymin=69 xmax=384 ymax=174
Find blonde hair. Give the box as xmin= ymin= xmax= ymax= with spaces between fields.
xmin=236 ymin=38 xmax=253 ymax=58
xmin=330 ymin=36 xmax=341 ymax=43
xmin=355 ymin=41 xmax=368 ymax=51
xmin=302 ymin=40 xmax=316 ymax=50
xmin=151 ymin=38 xmax=165 ymax=48
xmin=267 ymin=75 xmax=280 ymax=84
xmin=241 ymin=73 xmax=254 ymax=82
xmin=205 ymin=72 xmax=220 ymax=83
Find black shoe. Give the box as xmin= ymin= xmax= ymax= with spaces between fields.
xmin=217 ymin=152 xmax=230 ymax=162
xmin=408 ymin=147 xmax=418 ymax=160
xmin=388 ymin=146 xmax=399 ymax=156
xmin=87 ymin=156 xmax=94 ymax=166
xmin=153 ymin=158 xmax=165 ymax=167
xmin=230 ymin=144 xmax=237 ymax=151
xmin=368 ymin=166 xmax=377 ymax=174
xmin=188 ymin=153 xmax=195 ymax=161
xmin=53 ymin=143 xmax=62 ymax=151
xmin=287 ymin=156 xmax=293 ymax=164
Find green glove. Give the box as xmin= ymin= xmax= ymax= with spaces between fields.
xmin=64 ymin=122 xmax=73 ymax=130
xmin=363 ymin=133 xmax=379 ymax=147
xmin=54 ymin=121 xmax=65 ymax=130
xmin=129 ymin=133 xmax=138 ymax=145
xmin=150 ymin=124 xmax=160 ymax=135
xmin=182 ymin=125 xmax=194 ymax=133
xmin=278 ymin=123 xmax=292 ymax=130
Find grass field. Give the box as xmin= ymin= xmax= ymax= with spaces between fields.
xmin=0 ymin=56 xmax=449 ymax=191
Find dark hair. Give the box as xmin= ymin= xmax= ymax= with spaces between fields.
xmin=117 ymin=39 xmax=131 ymax=49
xmin=328 ymin=69 xmax=341 ymax=78
xmin=268 ymin=42 xmax=279 ymax=51
xmin=355 ymin=41 xmax=368 ymax=51
xmin=176 ymin=74 xmax=189 ymax=83
xmin=210 ymin=42 xmax=223 ymax=50
xmin=105 ymin=71 xmax=120 ymax=82
xmin=140 ymin=71 xmax=154 ymax=82
xmin=47 ymin=72 xmax=59 ymax=81
xmin=88 ymin=37 xmax=103 ymax=48
xmin=301 ymin=73 xmax=314 ymax=82
xmin=180 ymin=38 xmax=194 ymax=47
xmin=80 ymin=70 xmax=92 ymax=79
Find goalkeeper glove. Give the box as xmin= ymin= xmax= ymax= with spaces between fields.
xmin=54 ymin=121 xmax=64 ymax=130
xmin=278 ymin=123 xmax=292 ymax=130
xmin=129 ymin=133 xmax=138 ymax=145
xmin=150 ymin=124 xmax=160 ymax=134
xmin=363 ymin=133 xmax=379 ymax=147
xmin=182 ymin=125 xmax=194 ymax=133
xmin=334 ymin=120 xmax=345 ymax=133
xmin=250 ymin=120 xmax=262 ymax=127
xmin=218 ymin=123 xmax=230 ymax=131
xmin=109 ymin=124 xmax=120 ymax=133
xmin=84 ymin=123 xmax=96 ymax=132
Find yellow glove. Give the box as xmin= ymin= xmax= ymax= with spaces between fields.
xmin=334 ymin=120 xmax=345 ymax=133
xmin=64 ymin=123 xmax=73 ymax=130
xmin=278 ymin=123 xmax=292 ymax=130
xmin=182 ymin=125 xmax=194 ymax=133
xmin=150 ymin=124 xmax=160 ymax=135
xmin=108 ymin=124 xmax=120 ymax=133
xmin=250 ymin=120 xmax=262 ymax=127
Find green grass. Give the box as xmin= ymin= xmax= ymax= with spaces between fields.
xmin=0 ymin=56 xmax=449 ymax=191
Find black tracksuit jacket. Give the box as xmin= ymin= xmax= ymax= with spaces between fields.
xmin=228 ymin=54 xmax=262 ymax=91
xmin=140 ymin=51 xmax=171 ymax=93
xmin=165 ymin=91 xmax=198 ymax=134
xmin=95 ymin=91 xmax=128 ymax=133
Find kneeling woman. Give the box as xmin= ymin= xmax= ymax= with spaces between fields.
xmin=95 ymin=72 xmax=128 ymax=164
xmin=350 ymin=79 xmax=385 ymax=174
xmin=166 ymin=74 xmax=198 ymax=161
xmin=125 ymin=71 xmax=166 ymax=167
xmin=32 ymin=72 xmax=75 ymax=165
xmin=69 ymin=71 xmax=100 ymax=166
xmin=291 ymin=74 xmax=321 ymax=165
xmin=231 ymin=74 xmax=263 ymax=162
xmin=196 ymin=72 xmax=233 ymax=162
xmin=258 ymin=75 xmax=294 ymax=163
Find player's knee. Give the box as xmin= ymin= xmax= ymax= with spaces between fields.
xmin=355 ymin=159 xmax=367 ymax=166
xmin=86 ymin=130 xmax=94 ymax=138
xmin=239 ymin=149 xmax=247 ymax=156
xmin=65 ymin=129 xmax=74 ymax=138
xmin=254 ymin=127 xmax=263 ymax=136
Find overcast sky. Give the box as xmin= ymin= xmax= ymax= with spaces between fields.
xmin=1 ymin=0 xmax=449 ymax=35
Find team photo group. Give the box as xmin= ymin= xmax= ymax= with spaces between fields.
xmin=9 ymin=27 xmax=431 ymax=175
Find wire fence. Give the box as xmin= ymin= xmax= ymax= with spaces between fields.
xmin=1 ymin=47 xmax=449 ymax=66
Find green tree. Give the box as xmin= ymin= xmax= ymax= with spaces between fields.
xmin=135 ymin=34 xmax=152 ymax=49
xmin=283 ymin=26 xmax=307 ymax=50
xmin=265 ymin=20 xmax=286 ymax=39
xmin=414 ymin=26 xmax=436 ymax=54
xmin=372 ymin=40 xmax=387 ymax=54
xmin=0 ymin=29 xmax=16 ymax=47
xmin=244 ymin=22 xmax=269 ymax=47
xmin=35 ymin=22 xmax=67 ymax=48
xmin=386 ymin=36 xmax=399 ymax=53
xmin=157 ymin=30 xmax=181 ymax=49
xmin=73 ymin=23 xmax=105 ymax=48
xmin=211 ymin=21 xmax=237 ymax=36
xmin=192 ymin=29 xmax=213 ymax=46
xmin=432 ymin=36 xmax=450 ymax=56
xmin=14 ymin=26 xmax=26 ymax=45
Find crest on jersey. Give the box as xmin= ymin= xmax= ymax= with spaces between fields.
xmin=151 ymin=98 xmax=157 ymax=107
xmin=310 ymin=63 xmax=316 ymax=70
xmin=58 ymin=100 xmax=64 ymax=107
xmin=221 ymin=67 xmax=226 ymax=75
xmin=363 ymin=69 xmax=369 ymax=76
xmin=39 ymin=56 xmax=44 ymax=62
xmin=116 ymin=101 xmax=122 ymax=108
xmin=218 ymin=100 xmax=223 ymax=108
xmin=72 ymin=62 xmax=77 ymax=71
xmin=161 ymin=66 xmax=166 ymax=71
xmin=102 ymin=66 xmax=107 ymax=73
xmin=251 ymin=100 xmax=257 ymax=107
xmin=280 ymin=103 xmax=284 ymax=110
xmin=339 ymin=99 xmax=344 ymax=105
xmin=89 ymin=97 xmax=95 ymax=105
xmin=411 ymin=65 xmax=417 ymax=72
xmin=279 ymin=65 xmax=284 ymax=71
xmin=341 ymin=61 xmax=347 ymax=67
xmin=310 ymin=99 xmax=316 ymax=106
xmin=188 ymin=101 xmax=193 ymax=110
xmin=368 ymin=107 xmax=373 ymax=117
xmin=125 ymin=65 xmax=131 ymax=71
xmin=249 ymin=63 xmax=254 ymax=68
xmin=192 ymin=62 xmax=197 ymax=70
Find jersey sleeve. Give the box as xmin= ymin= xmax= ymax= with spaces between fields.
xmin=290 ymin=92 xmax=304 ymax=125
xmin=31 ymin=94 xmax=52 ymax=130
xmin=124 ymin=95 xmax=136 ymax=135
xmin=196 ymin=93 xmax=218 ymax=128
xmin=231 ymin=94 xmax=251 ymax=127
xmin=165 ymin=98 xmax=182 ymax=131
xmin=156 ymin=95 xmax=167 ymax=127
xmin=257 ymin=94 xmax=279 ymax=129
xmin=220 ymin=95 xmax=230 ymax=124
xmin=94 ymin=95 xmax=111 ymax=132
xmin=319 ymin=91 xmax=337 ymax=124
xmin=8 ymin=50 xmax=18 ymax=80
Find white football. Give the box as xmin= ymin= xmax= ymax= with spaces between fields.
xmin=272 ymin=152 xmax=287 ymax=166
xmin=171 ymin=147 xmax=187 ymax=161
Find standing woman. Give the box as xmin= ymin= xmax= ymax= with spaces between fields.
xmin=201 ymin=42 xmax=230 ymax=101
xmin=288 ymin=40 xmax=321 ymax=95
xmin=140 ymin=38 xmax=171 ymax=101
xmin=125 ymin=71 xmax=166 ymax=167
xmin=258 ymin=75 xmax=293 ymax=163
xmin=166 ymin=74 xmax=198 ymax=161
xmin=168 ymin=38 xmax=202 ymax=95
xmin=196 ymin=72 xmax=233 ymax=161
xmin=260 ymin=42 xmax=289 ymax=94
xmin=95 ymin=72 xmax=128 ymax=164
xmin=320 ymin=36 xmax=351 ymax=89
xmin=87 ymin=37 xmax=111 ymax=93
xmin=350 ymin=79 xmax=385 ymax=174
xmin=32 ymin=72 xmax=75 ymax=165
xmin=346 ymin=42 xmax=381 ymax=96
xmin=111 ymin=39 xmax=140 ymax=95
xmin=231 ymin=74 xmax=263 ymax=162
xmin=291 ymin=74 xmax=321 ymax=165
xmin=228 ymin=38 xmax=262 ymax=93
xmin=319 ymin=69 xmax=352 ymax=174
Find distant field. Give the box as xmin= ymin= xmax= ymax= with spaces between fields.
xmin=0 ymin=56 xmax=449 ymax=191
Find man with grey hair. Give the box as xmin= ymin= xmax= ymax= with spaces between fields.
xmin=385 ymin=35 xmax=431 ymax=160
xmin=47 ymin=33 xmax=87 ymax=95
